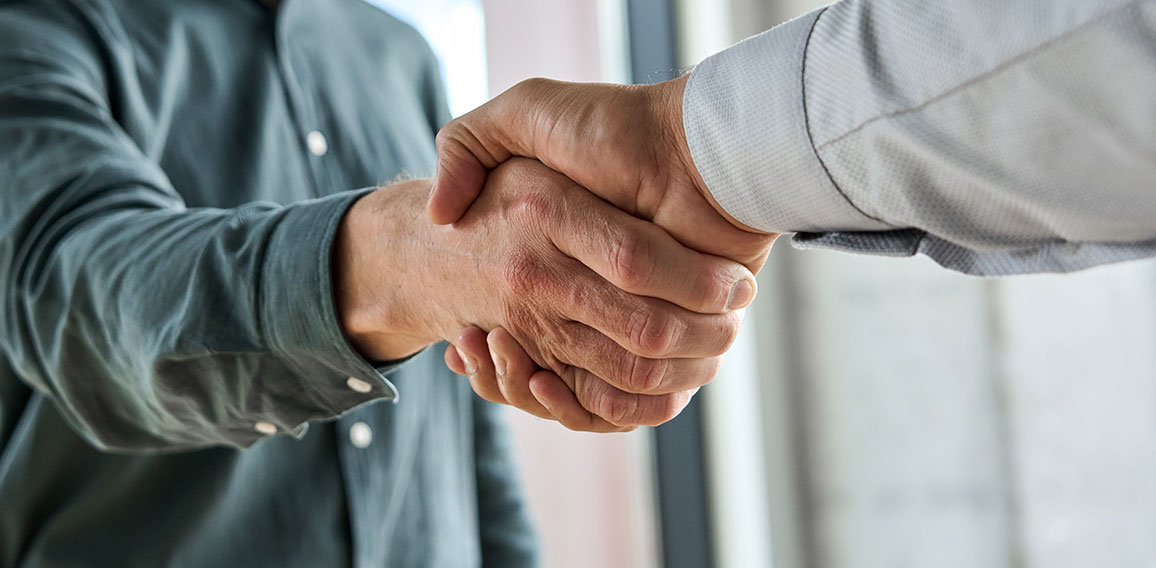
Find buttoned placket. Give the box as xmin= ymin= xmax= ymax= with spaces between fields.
xmin=266 ymin=1 xmax=397 ymax=406
xmin=265 ymin=6 xmax=400 ymax=566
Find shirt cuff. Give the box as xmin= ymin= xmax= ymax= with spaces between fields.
xmin=682 ymin=9 xmax=891 ymax=234
xmin=261 ymin=189 xmax=407 ymax=421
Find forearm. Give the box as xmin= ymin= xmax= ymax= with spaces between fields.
xmin=3 ymin=181 xmax=400 ymax=452
xmin=686 ymin=0 xmax=1156 ymax=274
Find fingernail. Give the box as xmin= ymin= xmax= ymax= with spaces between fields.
xmin=727 ymin=278 xmax=756 ymax=310
xmin=457 ymin=346 xmax=478 ymax=375
xmin=532 ymin=385 xmax=553 ymax=412
xmin=491 ymin=351 xmax=507 ymax=378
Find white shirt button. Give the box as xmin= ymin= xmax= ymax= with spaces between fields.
xmin=346 ymin=376 xmax=373 ymax=394
xmin=349 ymin=421 xmax=373 ymax=448
xmin=306 ymin=130 xmax=328 ymax=156
xmin=254 ymin=421 xmax=277 ymax=435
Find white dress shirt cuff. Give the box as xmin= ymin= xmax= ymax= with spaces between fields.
xmin=682 ymin=9 xmax=892 ymax=234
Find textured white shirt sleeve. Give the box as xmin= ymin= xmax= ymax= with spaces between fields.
xmin=683 ymin=0 xmax=1156 ymax=275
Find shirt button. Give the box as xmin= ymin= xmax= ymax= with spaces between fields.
xmin=346 ymin=376 xmax=373 ymax=394
xmin=306 ymin=130 xmax=328 ymax=156
xmin=349 ymin=421 xmax=373 ymax=448
xmin=254 ymin=421 xmax=277 ymax=435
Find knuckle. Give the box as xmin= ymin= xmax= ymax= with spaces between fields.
xmin=607 ymin=231 xmax=654 ymax=291
xmin=657 ymin=393 xmax=689 ymax=424
xmin=514 ymin=77 xmax=550 ymax=96
xmin=627 ymin=306 xmax=680 ymax=357
xmin=716 ymin=313 xmax=743 ymax=354
xmin=602 ymin=392 xmax=641 ymax=426
xmin=703 ymin=266 xmax=738 ymax=312
xmin=511 ymin=191 xmax=553 ymax=224
xmin=502 ymin=253 xmax=545 ymax=296
xmin=624 ymin=354 xmax=666 ymax=394
xmin=580 ymin=376 xmax=638 ymax=427
xmin=694 ymin=357 xmax=723 ymax=388
xmin=434 ymin=120 xmax=476 ymax=159
xmin=434 ymin=122 xmax=456 ymax=149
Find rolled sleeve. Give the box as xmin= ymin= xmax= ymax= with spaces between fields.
xmin=262 ymin=189 xmax=405 ymax=414
xmin=0 ymin=0 xmax=426 ymax=453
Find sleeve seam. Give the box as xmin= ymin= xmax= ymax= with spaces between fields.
xmin=800 ymin=6 xmax=892 ymax=227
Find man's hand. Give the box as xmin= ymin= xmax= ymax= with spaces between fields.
xmin=334 ymin=159 xmax=754 ymax=431
xmin=427 ymin=76 xmax=776 ymax=270
xmin=426 ymin=77 xmax=778 ymax=427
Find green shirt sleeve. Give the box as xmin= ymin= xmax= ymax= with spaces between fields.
xmin=0 ymin=2 xmax=400 ymax=453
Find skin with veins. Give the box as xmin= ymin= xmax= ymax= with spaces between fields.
xmin=426 ymin=77 xmax=778 ymax=430
xmin=334 ymin=159 xmax=751 ymax=430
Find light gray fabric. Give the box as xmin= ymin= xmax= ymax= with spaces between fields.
xmin=684 ymin=0 xmax=1156 ymax=276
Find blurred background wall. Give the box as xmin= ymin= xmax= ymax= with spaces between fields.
xmin=373 ymin=1 xmax=1156 ymax=567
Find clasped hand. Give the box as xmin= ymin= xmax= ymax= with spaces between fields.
xmin=337 ymin=76 xmax=776 ymax=432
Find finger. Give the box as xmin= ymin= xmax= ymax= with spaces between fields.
xmin=549 ymin=185 xmax=758 ymax=314
xmin=556 ymin=260 xmax=745 ymax=359
xmin=548 ymin=321 xmax=723 ymax=395
xmin=488 ymin=328 xmax=554 ymax=420
xmin=651 ymin=172 xmax=781 ymax=273
xmin=444 ymin=343 xmax=466 ymax=375
xmin=560 ymin=365 xmax=692 ymax=428
xmin=456 ymin=327 xmax=506 ymax=405
xmin=429 ymin=122 xmax=501 ymax=225
xmin=528 ymin=371 xmax=633 ymax=433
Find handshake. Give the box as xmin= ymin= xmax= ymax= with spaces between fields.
xmin=335 ymin=76 xmax=777 ymax=432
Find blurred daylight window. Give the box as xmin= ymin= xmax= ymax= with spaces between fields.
xmin=368 ymin=0 xmax=489 ymax=116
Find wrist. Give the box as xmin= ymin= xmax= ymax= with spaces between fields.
xmin=334 ymin=180 xmax=442 ymax=361
xmin=654 ymin=74 xmax=771 ymax=236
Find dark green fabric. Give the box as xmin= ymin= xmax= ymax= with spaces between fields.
xmin=0 ymin=0 xmax=537 ymax=565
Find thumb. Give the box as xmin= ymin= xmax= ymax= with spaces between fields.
xmin=427 ymin=120 xmax=507 ymax=225
xmin=428 ymin=79 xmax=559 ymax=225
